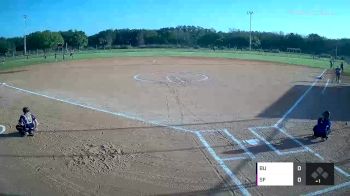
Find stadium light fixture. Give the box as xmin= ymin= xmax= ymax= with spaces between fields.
xmin=247 ymin=11 xmax=254 ymax=51
xmin=23 ymin=15 xmax=28 ymax=56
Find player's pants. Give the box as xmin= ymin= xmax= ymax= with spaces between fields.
xmin=16 ymin=125 xmax=35 ymax=135
xmin=336 ymin=75 xmax=340 ymax=83
xmin=313 ymin=126 xmax=331 ymax=138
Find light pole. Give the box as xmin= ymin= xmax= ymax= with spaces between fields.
xmin=23 ymin=15 xmax=28 ymax=56
xmin=247 ymin=11 xmax=253 ymax=51
xmin=335 ymin=45 xmax=338 ymax=59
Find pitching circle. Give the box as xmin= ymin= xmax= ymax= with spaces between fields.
xmin=134 ymin=72 xmax=209 ymax=85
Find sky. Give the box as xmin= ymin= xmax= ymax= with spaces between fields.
xmin=0 ymin=0 xmax=349 ymax=39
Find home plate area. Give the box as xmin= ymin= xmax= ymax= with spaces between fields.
xmin=196 ymin=126 xmax=350 ymax=195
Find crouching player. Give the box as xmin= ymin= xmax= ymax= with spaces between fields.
xmin=16 ymin=107 xmax=39 ymax=137
xmin=313 ymin=111 xmax=331 ymax=140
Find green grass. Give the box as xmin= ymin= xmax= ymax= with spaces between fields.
xmin=1 ymin=48 xmax=349 ymax=75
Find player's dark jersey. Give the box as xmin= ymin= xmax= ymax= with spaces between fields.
xmin=19 ymin=113 xmax=37 ymax=131
xmin=335 ymin=68 xmax=341 ymax=75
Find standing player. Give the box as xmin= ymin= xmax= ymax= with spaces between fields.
xmin=340 ymin=61 xmax=344 ymax=72
xmin=329 ymin=59 xmax=333 ymax=69
xmin=70 ymin=49 xmax=74 ymax=59
xmin=335 ymin=66 xmax=341 ymax=83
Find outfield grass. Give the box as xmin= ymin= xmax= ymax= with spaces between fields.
xmin=1 ymin=48 xmax=348 ymax=74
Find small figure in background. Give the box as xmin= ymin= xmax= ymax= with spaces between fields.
xmin=70 ymin=49 xmax=74 ymax=59
xmin=340 ymin=61 xmax=344 ymax=72
xmin=329 ymin=59 xmax=333 ymax=69
xmin=335 ymin=66 xmax=341 ymax=83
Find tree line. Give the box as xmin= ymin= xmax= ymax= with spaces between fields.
xmin=1 ymin=26 xmax=350 ymax=57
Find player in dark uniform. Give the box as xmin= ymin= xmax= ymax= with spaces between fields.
xmin=313 ymin=111 xmax=331 ymax=140
xmin=340 ymin=62 xmax=344 ymax=72
xmin=335 ymin=67 xmax=341 ymax=83
xmin=16 ymin=107 xmax=39 ymax=136
xmin=70 ymin=50 xmax=73 ymax=58
xmin=329 ymin=59 xmax=333 ymax=69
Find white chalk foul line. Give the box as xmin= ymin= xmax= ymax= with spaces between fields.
xmin=0 ymin=125 xmax=6 ymax=134
xmin=321 ymin=79 xmax=330 ymax=94
xmin=1 ymin=82 xmax=252 ymax=194
xmin=222 ymin=129 xmax=255 ymax=159
xmin=195 ymin=131 xmax=251 ymax=196
xmin=274 ymin=69 xmax=327 ymax=127
xmin=317 ymin=69 xmax=327 ymax=79
xmin=1 ymin=83 xmax=194 ymax=134
xmin=222 ymin=157 xmax=248 ymax=161
xmin=249 ymin=127 xmax=282 ymax=155
xmin=276 ymin=126 xmax=350 ymax=177
xmin=249 ymin=126 xmax=309 ymax=156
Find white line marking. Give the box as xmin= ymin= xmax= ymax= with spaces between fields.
xmin=195 ymin=131 xmax=251 ymax=196
xmin=274 ymin=69 xmax=327 ymax=127
xmin=243 ymin=139 xmax=260 ymax=146
xmin=317 ymin=69 xmax=327 ymax=79
xmin=275 ymin=126 xmax=350 ymax=177
xmin=222 ymin=129 xmax=255 ymax=159
xmin=335 ymin=166 xmax=350 ymax=178
xmin=166 ymin=75 xmax=173 ymax=83
xmin=274 ymin=126 xmax=324 ymax=160
xmin=133 ymin=74 xmax=155 ymax=83
xmin=197 ymin=74 xmax=209 ymax=81
xmin=303 ymin=181 xmax=350 ymax=196
xmin=166 ymin=75 xmax=185 ymax=84
xmin=199 ymin=129 xmax=221 ymax=133
xmin=280 ymin=149 xmax=308 ymax=155
xmin=0 ymin=82 xmax=252 ymax=193
xmin=249 ymin=127 xmax=308 ymax=155
xmin=135 ymin=72 xmax=208 ymax=84
xmin=1 ymin=83 xmax=193 ymax=133
xmin=0 ymin=125 xmax=6 ymax=134
xmin=222 ymin=157 xmax=249 ymax=161
xmin=249 ymin=128 xmax=282 ymax=155
xmin=322 ymin=79 xmax=330 ymax=94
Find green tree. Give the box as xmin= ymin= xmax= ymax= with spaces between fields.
xmin=197 ymin=32 xmax=220 ymax=47
xmin=143 ymin=30 xmax=159 ymax=44
xmin=252 ymin=36 xmax=261 ymax=48
xmin=27 ymin=31 xmax=64 ymax=51
xmin=72 ymin=30 xmax=88 ymax=49
xmin=7 ymin=37 xmax=23 ymax=51
xmin=0 ymin=38 xmax=10 ymax=54
xmin=61 ymin=30 xmax=88 ymax=49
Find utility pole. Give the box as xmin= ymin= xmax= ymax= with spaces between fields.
xmin=23 ymin=15 xmax=28 ymax=56
xmin=335 ymin=45 xmax=338 ymax=59
xmin=247 ymin=11 xmax=254 ymax=51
